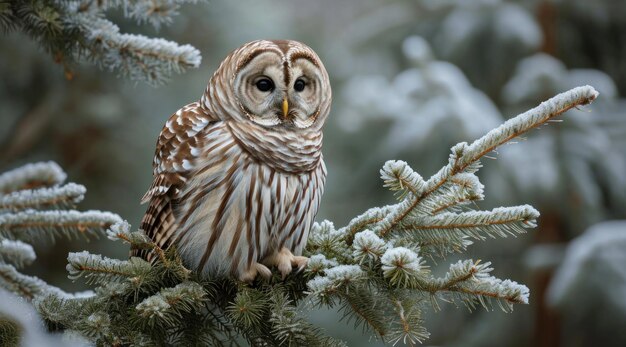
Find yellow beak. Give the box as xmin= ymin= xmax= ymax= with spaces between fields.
xmin=282 ymin=98 xmax=289 ymax=118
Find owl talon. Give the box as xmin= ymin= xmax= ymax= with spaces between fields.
xmin=239 ymin=262 xmax=272 ymax=282
xmin=292 ymin=256 xmax=309 ymax=273
xmin=277 ymin=257 xmax=292 ymax=280
xmin=263 ymin=248 xmax=308 ymax=279
xmin=255 ymin=263 xmax=272 ymax=280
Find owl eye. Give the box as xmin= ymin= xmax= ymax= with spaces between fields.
xmin=256 ymin=78 xmax=274 ymax=92
xmin=294 ymin=79 xmax=306 ymax=92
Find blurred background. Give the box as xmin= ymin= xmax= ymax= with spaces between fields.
xmin=2 ymin=0 xmax=625 ymax=346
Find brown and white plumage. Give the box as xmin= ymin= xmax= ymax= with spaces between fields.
xmin=134 ymin=40 xmax=331 ymax=281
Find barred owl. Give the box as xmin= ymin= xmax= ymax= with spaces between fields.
xmin=134 ymin=40 xmax=331 ymax=282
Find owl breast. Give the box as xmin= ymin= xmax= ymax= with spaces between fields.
xmin=171 ymin=123 xmax=326 ymax=277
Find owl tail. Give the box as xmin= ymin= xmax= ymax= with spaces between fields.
xmin=131 ymin=196 xmax=176 ymax=263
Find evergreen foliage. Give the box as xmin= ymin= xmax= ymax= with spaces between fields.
xmin=0 ymin=87 xmax=598 ymax=345
xmin=0 ymin=0 xmax=202 ymax=84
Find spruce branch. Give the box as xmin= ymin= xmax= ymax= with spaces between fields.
xmin=397 ymin=260 xmax=530 ymax=312
xmin=396 ymin=205 xmax=539 ymax=252
xmin=67 ymin=12 xmax=201 ymax=84
xmin=0 ymin=210 xmax=123 ymax=241
xmin=226 ymin=286 xmax=269 ymax=331
xmin=306 ymin=86 xmax=597 ymax=340
xmin=381 ymin=160 xmax=426 ymax=200
xmin=387 ymin=298 xmax=429 ymax=347
xmin=1 ymin=0 xmax=203 ymax=84
xmin=71 ymin=0 xmax=201 ymax=29
xmin=0 ymin=161 xmax=66 ymax=194
xmin=342 ymin=206 xmax=392 ymax=243
xmin=352 ymin=229 xmax=389 ymax=265
xmin=135 ymin=281 xmax=207 ymax=328
xmin=0 ymin=263 xmax=65 ymax=300
xmin=67 ymin=251 xmax=151 ymax=285
xmin=0 ymin=239 xmax=36 ymax=268
xmin=267 ymin=288 xmax=334 ymax=347
xmin=107 ymin=221 xmax=169 ymax=264
xmin=424 ymin=173 xmax=484 ymax=215
xmin=371 ymin=86 xmax=598 ymax=239
xmin=452 ymin=86 xmax=598 ymax=173
xmin=0 ymin=183 xmax=86 ymax=211
xmin=380 ymin=247 xmax=426 ymax=288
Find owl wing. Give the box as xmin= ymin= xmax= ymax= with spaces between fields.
xmin=141 ymin=103 xmax=219 ymax=203
xmin=134 ymin=102 xmax=219 ymax=260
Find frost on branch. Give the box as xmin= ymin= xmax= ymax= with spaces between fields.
xmin=0 ymin=162 xmax=120 ymax=302
xmin=0 ymin=161 xmax=65 ymax=193
xmin=0 ymin=0 xmax=202 ymax=84
xmin=0 ymin=183 xmax=86 ymax=212
xmin=0 ymin=239 xmax=35 ymax=268
xmin=0 ymin=87 xmax=598 ymax=345
xmin=305 ymin=85 xmax=597 ymax=342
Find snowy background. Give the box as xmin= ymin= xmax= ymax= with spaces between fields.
xmin=1 ymin=0 xmax=626 ymax=346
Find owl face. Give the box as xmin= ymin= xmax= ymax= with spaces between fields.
xmin=227 ymin=40 xmax=331 ymax=130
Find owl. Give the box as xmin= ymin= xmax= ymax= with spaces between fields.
xmin=134 ymin=40 xmax=331 ymax=282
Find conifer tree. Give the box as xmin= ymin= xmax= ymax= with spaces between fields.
xmin=0 ymin=86 xmax=598 ymax=346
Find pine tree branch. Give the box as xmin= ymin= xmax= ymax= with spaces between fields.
xmin=425 ymin=173 xmax=484 ymax=215
xmin=0 ymin=263 xmax=64 ymax=300
xmin=0 ymin=183 xmax=86 ymax=211
xmin=0 ymin=210 xmax=123 ymax=241
xmin=107 ymin=221 xmax=168 ymax=264
xmin=66 ymin=12 xmax=201 ymax=84
xmin=68 ymin=0 xmax=201 ymax=29
xmin=0 ymin=161 xmax=66 ymax=194
xmin=397 ymin=206 xmax=539 ymax=239
xmin=2 ymin=0 xmax=203 ymax=84
xmin=134 ymin=281 xmax=207 ymax=328
xmin=67 ymin=251 xmax=152 ymax=285
xmin=0 ymin=239 xmax=35 ymax=268
xmin=375 ymin=86 xmax=598 ymax=238
xmin=342 ymin=206 xmax=391 ymax=244
xmin=411 ymin=260 xmax=530 ymax=311
xmin=454 ymin=86 xmax=598 ymax=173
xmin=388 ymin=298 xmax=429 ymax=347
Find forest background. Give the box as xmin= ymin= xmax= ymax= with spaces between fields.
xmin=1 ymin=0 xmax=625 ymax=346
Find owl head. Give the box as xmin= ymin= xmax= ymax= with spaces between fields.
xmin=203 ymin=40 xmax=332 ymax=131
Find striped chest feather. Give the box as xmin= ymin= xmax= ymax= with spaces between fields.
xmin=170 ymin=126 xmax=326 ymax=277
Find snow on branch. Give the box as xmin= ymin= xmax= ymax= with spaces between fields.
xmin=398 ymin=205 xmax=538 ymax=242
xmin=1 ymin=0 xmax=203 ymax=84
xmin=71 ymin=0 xmax=201 ymax=29
xmin=135 ymin=282 xmax=207 ymax=327
xmin=107 ymin=221 xmax=168 ymax=263
xmin=418 ymin=260 xmax=530 ymax=311
xmin=67 ymin=13 xmax=201 ymax=84
xmin=0 ymin=162 xmax=122 ymax=301
xmin=455 ymin=85 xmax=598 ymax=172
xmin=0 ymin=210 xmax=123 ymax=241
xmin=67 ymin=251 xmax=152 ymax=285
xmin=360 ymin=86 xmax=597 ymax=241
xmin=0 ymin=263 xmax=67 ymax=300
xmin=0 ymin=183 xmax=86 ymax=212
xmin=0 ymin=239 xmax=35 ymax=268
xmin=0 ymin=161 xmax=65 ymax=194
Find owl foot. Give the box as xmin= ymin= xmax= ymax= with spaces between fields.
xmin=238 ymin=262 xmax=272 ymax=283
xmin=263 ymin=247 xmax=309 ymax=279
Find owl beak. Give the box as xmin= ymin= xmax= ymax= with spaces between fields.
xmin=282 ymin=98 xmax=289 ymax=118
